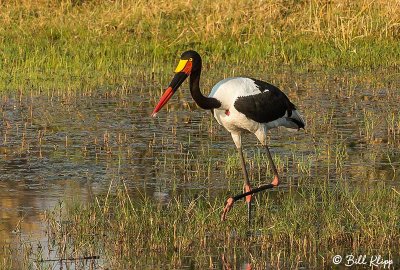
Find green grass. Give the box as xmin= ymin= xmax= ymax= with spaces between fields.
xmin=1 ymin=1 xmax=399 ymax=268
xmin=9 ymin=181 xmax=397 ymax=269
xmin=0 ymin=0 xmax=399 ymax=92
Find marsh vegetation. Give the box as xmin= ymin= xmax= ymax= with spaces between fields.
xmin=0 ymin=0 xmax=399 ymax=269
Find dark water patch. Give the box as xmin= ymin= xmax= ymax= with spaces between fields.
xmin=0 ymin=71 xmax=399 ymax=267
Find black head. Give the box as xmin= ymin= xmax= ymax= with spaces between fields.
xmin=179 ymin=50 xmax=202 ymax=73
xmin=151 ymin=50 xmax=202 ymax=116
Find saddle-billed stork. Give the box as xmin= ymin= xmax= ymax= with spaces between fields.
xmin=152 ymin=50 xmax=305 ymax=223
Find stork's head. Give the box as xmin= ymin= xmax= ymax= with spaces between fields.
xmin=151 ymin=50 xmax=202 ymax=117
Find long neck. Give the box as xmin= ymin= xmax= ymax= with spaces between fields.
xmin=189 ymin=69 xmax=221 ymax=110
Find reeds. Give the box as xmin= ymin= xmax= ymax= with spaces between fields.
xmin=29 ymin=181 xmax=399 ymax=269
xmin=0 ymin=1 xmax=399 ymax=268
xmin=0 ymin=0 xmax=399 ymax=92
xmin=1 ymin=70 xmax=399 ymax=268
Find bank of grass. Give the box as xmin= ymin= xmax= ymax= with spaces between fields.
xmin=6 ymin=181 xmax=398 ymax=269
xmin=0 ymin=0 xmax=399 ymax=92
xmin=1 ymin=1 xmax=399 ymax=268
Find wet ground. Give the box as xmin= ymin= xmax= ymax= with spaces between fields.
xmin=0 ymin=70 xmax=399 ymax=268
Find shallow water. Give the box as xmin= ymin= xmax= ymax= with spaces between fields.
xmin=0 ymin=70 xmax=399 ymax=267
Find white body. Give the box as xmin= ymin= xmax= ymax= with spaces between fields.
xmin=208 ymin=77 xmax=304 ymax=148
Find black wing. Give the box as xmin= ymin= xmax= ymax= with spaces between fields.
xmin=234 ymin=79 xmax=296 ymax=124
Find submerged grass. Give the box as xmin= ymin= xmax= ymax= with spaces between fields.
xmin=1 ymin=1 xmax=399 ymax=269
xmin=1 ymin=78 xmax=399 ymax=268
xmin=12 ymin=181 xmax=398 ymax=269
xmin=0 ymin=0 xmax=399 ymax=92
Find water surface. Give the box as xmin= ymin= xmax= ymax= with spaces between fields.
xmin=0 ymin=70 xmax=399 ymax=267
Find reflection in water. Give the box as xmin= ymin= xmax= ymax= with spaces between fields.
xmin=0 ymin=179 xmax=96 ymax=254
xmin=0 ymin=71 xmax=399 ymax=266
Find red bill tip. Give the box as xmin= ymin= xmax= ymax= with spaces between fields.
xmin=152 ymin=87 xmax=174 ymax=117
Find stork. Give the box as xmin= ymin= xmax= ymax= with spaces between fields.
xmin=152 ymin=50 xmax=305 ymax=223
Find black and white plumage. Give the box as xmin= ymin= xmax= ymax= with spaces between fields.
xmin=152 ymin=50 xmax=305 ymax=223
xmin=209 ymin=77 xmax=304 ymax=148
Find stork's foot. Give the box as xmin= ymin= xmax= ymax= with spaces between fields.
xmin=271 ymin=176 xmax=279 ymax=187
xmin=221 ymin=197 xmax=235 ymax=221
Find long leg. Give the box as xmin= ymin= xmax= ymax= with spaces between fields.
xmin=221 ymin=144 xmax=279 ymax=221
xmin=265 ymin=144 xmax=279 ymax=186
xmin=221 ymin=146 xmax=252 ymax=223
xmin=222 ymin=133 xmax=252 ymax=223
xmin=238 ymin=147 xmax=252 ymax=225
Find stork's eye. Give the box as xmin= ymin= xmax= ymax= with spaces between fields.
xmin=189 ymin=58 xmax=193 ymax=62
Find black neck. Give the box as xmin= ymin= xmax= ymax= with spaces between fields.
xmin=189 ymin=69 xmax=221 ymax=110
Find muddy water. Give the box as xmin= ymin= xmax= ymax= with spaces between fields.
xmin=0 ymin=71 xmax=399 ymax=265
